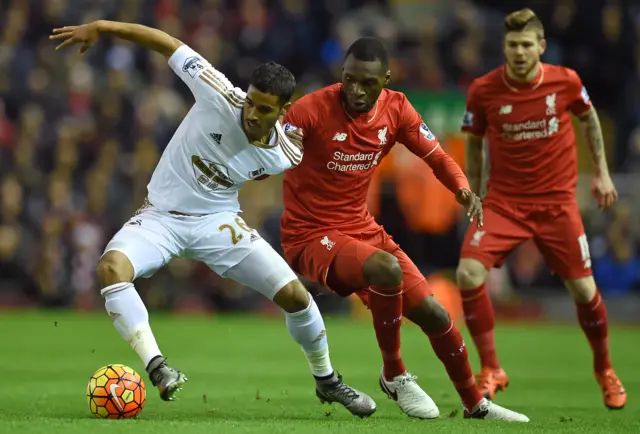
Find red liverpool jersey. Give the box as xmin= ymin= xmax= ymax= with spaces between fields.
xmin=281 ymin=83 xmax=468 ymax=243
xmin=461 ymin=63 xmax=592 ymax=203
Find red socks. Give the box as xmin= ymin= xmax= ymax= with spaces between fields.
xmin=461 ymin=284 xmax=500 ymax=369
xmin=426 ymin=318 xmax=483 ymax=410
xmin=369 ymin=284 xmax=406 ymax=380
xmin=463 ymin=283 xmax=612 ymax=374
xmin=576 ymin=290 xmax=612 ymax=373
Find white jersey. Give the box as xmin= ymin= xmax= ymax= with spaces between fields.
xmin=146 ymin=45 xmax=302 ymax=215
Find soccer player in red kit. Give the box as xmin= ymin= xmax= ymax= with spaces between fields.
xmin=457 ymin=9 xmax=627 ymax=409
xmin=280 ymin=37 xmax=529 ymax=422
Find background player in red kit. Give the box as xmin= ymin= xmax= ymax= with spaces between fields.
xmin=457 ymin=9 xmax=627 ymax=409
xmin=281 ymin=37 xmax=529 ymax=422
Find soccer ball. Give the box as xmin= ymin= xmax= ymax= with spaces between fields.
xmin=86 ymin=364 xmax=146 ymax=419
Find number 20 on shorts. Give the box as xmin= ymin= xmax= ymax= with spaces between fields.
xmin=219 ymin=217 xmax=252 ymax=245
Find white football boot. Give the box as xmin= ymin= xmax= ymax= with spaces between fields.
xmin=464 ymin=398 xmax=530 ymax=422
xmin=379 ymin=371 xmax=439 ymax=419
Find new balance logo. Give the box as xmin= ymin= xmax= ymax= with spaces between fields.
xmin=333 ymin=133 xmax=347 ymax=141
xmin=209 ymin=132 xmax=222 ymax=145
xmin=320 ymin=236 xmax=335 ymax=250
xmin=499 ymin=105 xmax=512 ymax=115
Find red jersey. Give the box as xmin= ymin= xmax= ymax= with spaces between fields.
xmin=461 ymin=63 xmax=592 ymax=203
xmin=281 ymin=84 xmax=468 ymax=244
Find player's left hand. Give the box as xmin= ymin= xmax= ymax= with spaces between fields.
xmin=591 ymin=172 xmax=618 ymax=209
xmin=50 ymin=22 xmax=100 ymax=55
xmin=285 ymin=128 xmax=304 ymax=150
xmin=456 ymin=188 xmax=483 ymax=227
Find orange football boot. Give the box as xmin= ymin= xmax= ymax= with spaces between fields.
xmin=476 ymin=368 xmax=510 ymax=400
xmin=595 ymin=369 xmax=627 ymax=409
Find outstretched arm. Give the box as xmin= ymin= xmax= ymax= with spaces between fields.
xmin=50 ymin=20 xmax=182 ymax=57
xmin=465 ymin=134 xmax=485 ymax=196
xmin=51 ymin=21 xmax=242 ymax=103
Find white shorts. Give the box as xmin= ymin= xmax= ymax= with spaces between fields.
xmin=102 ymin=204 xmax=297 ymax=300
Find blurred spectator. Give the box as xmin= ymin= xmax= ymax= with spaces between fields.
xmin=0 ymin=0 xmax=637 ymax=311
xmin=592 ymin=202 xmax=640 ymax=295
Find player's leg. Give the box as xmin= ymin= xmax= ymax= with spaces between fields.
xmin=330 ymin=241 xmax=405 ymax=379
xmin=534 ymin=204 xmax=626 ymax=409
xmin=456 ymin=204 xmax=532 ymax=398
xmin=195 ymin=215 xmax=376 ymax=417
xmin=384 ymin=240 xmax=529 ymax=422
xmin=97 ymin=209 xmax=187 ymax=401
xmin=326 ymin=239 xmax=438 ymax=419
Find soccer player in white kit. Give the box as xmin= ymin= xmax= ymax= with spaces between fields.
xmin=50 ymin=20 xmax=376 ymax=417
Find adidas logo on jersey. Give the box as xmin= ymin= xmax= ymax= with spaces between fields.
xmin=209 ymin=132 xmax=222 ymax=145
xmin=249 ymin=233 xmax=260 ymax=243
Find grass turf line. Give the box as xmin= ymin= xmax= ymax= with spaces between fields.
xmin=0 ymin=311 xmax=638 ymax=433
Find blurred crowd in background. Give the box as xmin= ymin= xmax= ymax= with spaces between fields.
xmin=1 ymin=0 xmax=639 ymax=314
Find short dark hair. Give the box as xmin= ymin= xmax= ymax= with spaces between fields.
xmin=250 ymin=62 xmax=296 ymax=105
xmin=345 ymin=37 xmax=389 ymax=69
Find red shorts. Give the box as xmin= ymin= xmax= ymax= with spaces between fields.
xmin=282 ymin=226 xmax=433 ymax=311
xmin=460 ymin=199 xmax=592 ymax=280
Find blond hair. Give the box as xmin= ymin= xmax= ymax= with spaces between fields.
xmin=504 ymin=8 xmax=544 ymax=39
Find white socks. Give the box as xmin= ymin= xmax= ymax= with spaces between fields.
xmin=102 ymin=283 xmax=333 ymax=377
xmin=101 ymin=282 xmax=162 ymax=367
xmin=285 ymin=296 xmax=334 ymax=378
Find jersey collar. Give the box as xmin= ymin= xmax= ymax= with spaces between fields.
xmin=502 ymin=63 xmax=544 ymax=92
xmin=340 ymin=87 xmax=380 ymax=124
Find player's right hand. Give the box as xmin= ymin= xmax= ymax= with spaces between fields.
xmin=456 ymin=188 xmax=483 ymax=227
xmin=50 ymin=22 xmax=101 ymax=55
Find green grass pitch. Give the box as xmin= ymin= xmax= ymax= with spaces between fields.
xmin=0 ymin=310 xmax=637 ymax=433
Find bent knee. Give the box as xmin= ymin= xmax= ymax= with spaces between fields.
xmin=96 ymin=251 xmax=135 ymax=287
xmin=456 ymin=258 xmax=488 ymax=290
xmin=273 ymin=280 xmax=311 ymax=313
xmin=363 ymin=251 xmax=403 ymax=289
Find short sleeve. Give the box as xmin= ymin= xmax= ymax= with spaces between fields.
xmin=461 ymin=80 xmax=487 ymax=136
xmin=283 ymin=95 xmax=318 ymax=135
xmin=168 ymin=44 xmax=245 ymax=104
xmin=566 ymin=69 xmax=592 ymax=116
xmin=397 ymin=96 xmax=441 ymax=158
xmin=276 ymin=122 xmax=304 ymax=171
